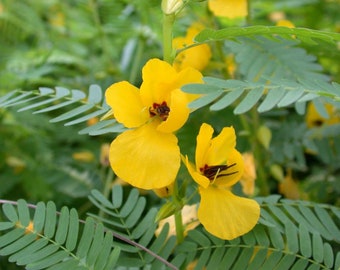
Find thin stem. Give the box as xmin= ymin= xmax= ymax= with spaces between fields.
xmin=172 ymin=180 xmax=185 ymax=243
xmin=129 ymin=37 xmax=145 ymax=84
xmin=174 ymin=209 xmax=184 ymax=243
xmin=162 ymin=13 xmax=176 ymax=63
xmin=246 ymin=0 xmax=252 ymax=25
xmin=99 ymin=169 xmax=114 ymax=218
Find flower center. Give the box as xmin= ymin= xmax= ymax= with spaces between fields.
xmin=200 ymin=163 xmax=237 ymax=181
xmin=149 ymin=101 xmax=170 ymax=121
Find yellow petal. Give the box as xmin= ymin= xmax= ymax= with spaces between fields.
xmin=109 ymin=122 xmax=180 ymax=189
xmin=175 ymin=66 xmax=204 ymax=90
xmin=173 ymin=46 xmax=212 ymax=72
xmin=184 ymin=156 xmax=210 ymax=188
xmin=195 ymin=123 xmax=214 ymax=170
xmin=157 ymin=89 xmax=189 ymax=133
xmin=173 ymin=23 xmax=211 ymax=72
xmin=198 ymin=187 xmax=260 ymax=240
xmin=206 ymin=126 xmax=236 ymax=165
xmin=214 ymin=149 xmax=244 ymax=188
xmin=105 ymin=81 xmax=149 ymax=128
xmin=140 ymin=59 xmax=178 ymax=105
xmin=208 ymin=0 xmax=247 ymax=19
xmin=239 ymin=152 xmax=256 ymax=196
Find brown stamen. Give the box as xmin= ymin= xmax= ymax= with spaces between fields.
xmin=149 ymin=101 xmax=170 ymax=121
xmin=200 ymin=163 xmax=238 ymax=181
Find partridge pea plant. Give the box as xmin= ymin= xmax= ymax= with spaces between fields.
xmin=0 ymin=0 xmax=340 ymax=269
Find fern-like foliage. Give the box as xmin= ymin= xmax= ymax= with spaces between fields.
xmin=183 ymin=37 xmax=340 ymax=114
xmin=194 ymin=26 xmax=340 ymax=47
xmin=0 ymin=85 xmax=121 ymax=135
xmin=171 ymin=195 xmax=340 ymax=270
xmin=1 ymin=192 xmax=340 ymax=270
xmin=88 ymin=186 xmax=178 ymax=269
xmin=0 ymin=199 xmax=121 ymax=270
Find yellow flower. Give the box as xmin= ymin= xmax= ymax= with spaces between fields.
xmin=105 ymin=58 xmax=203 ymax=190
xmin=239 ymin=152 xmax=256 ymax=196
xmin=279 ymin=169 xmax=308 ymax=200
xmin=276 ymin=19 xmax=295 ymax=28
xmin=306 ymin=102 xmax=340 ymax=128
xmin=173 ymin=23 xmax=212 ymax=72
xmin=184 ymin=123 xmax=260 ymax=240
xmin=208 ymin=0 xmax=248 ymax=19
xmin=72 ymin=151 xmax=95 ymax=163
xmin=100 ymin=143 xmax=110 ymax=167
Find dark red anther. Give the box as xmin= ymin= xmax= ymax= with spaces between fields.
xmin=149 ymin=101 xmax=170 ymax=121
xmin=200 ymin=163 xmax=237 ymax=181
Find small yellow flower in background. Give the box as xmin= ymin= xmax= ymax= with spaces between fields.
xmin=87 ymin=117 xmax=99 ymax=126
xmin=100 ymin=143 xmax=110 ymax=167
xmin=279 ymin=169 xmax=307 ymax=200
xmin=239 ymin=152 xmax=256 ymax=196
xmin=184 ymin=123 xmax=260 ymax=240
xmin=6 ymin=156 xmax=26 ymax=174
xmin=225 ymin=54 xmax=236 ymax=78
xmin=276 ymin=19 xmax=295 ymax=28
xmin=208 ymin=0 xmax=248 ymax=19
xmin=105 ymin=58 xmax=203 ymax=190
xmin=72 ymin=151 xmax=95 ymax=163
xmin=173 ymin=23 xmax=212 ymax=72
xmin=306 ymin=102 xmax=340 ymax=128
xmin=155 ymin=205 xmax=200 ymax=239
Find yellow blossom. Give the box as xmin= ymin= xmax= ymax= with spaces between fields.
xmin=279 ymin=169 xmax=305 ymax=200
xmin=276 ymin=19 xmax=295 ymax=28
xmin=184 ymin=123 xmax=260 ymax=240
xmin=155 ymin=205 xmax=200 ymax=239
xmin=6 ymin=156 xmax=26 ymax=174
xmin=208 ymin=0 xmax=247 ymax=19
xmin=105 ymin=58 xmax=203 ymax=190
xmin=239 ymin=152 xmax=256 ymax=196
xmin=306 ymin=102 xmax=340 ymax=128
xmin=225 ymin=54 xmax=236 ymax=78
xmin=72 ymin=151 xmax=95 ymax=162
xmin=173 ymin=23 xmax=212 ymax=72
xmin=100 ymin=143 xmax=110 ymax=167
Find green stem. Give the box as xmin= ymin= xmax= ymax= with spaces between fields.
xmin=172 ymin=179 xmax=184 ymax=243
xmin=174 ymin=209 xmax=184 ymax=243
xmin=162 ymin=13 xmax=176 ymax=63
xmin=129 ymin=37 xmax=145 ymax=84
xmin=246 ymin=0 xmax=252 ymax=25
xmin=99 ymin=169 xmax=114 ymax=218
xmin=239 ymin=109 xmax=269 ymax=196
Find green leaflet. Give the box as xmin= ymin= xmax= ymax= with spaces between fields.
xmin=194 ymin=26 xmax=340 ymax=46
xmin=170 ymin=195 xmax=340 ymax=270
xmin=0 ymin=200 xmax=121 ymax=270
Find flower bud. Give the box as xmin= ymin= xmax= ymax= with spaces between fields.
xmin=161 ymin=0 xmax=183 ymax=15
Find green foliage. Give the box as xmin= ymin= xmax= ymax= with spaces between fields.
xmin=88 ymin=186 xmax=178 ymax=269
xmin=183 ymin=36 xmax=340 ymax=114
xmin=1 ymin=0 xmax=340 ymax=269
xmin=194 ymin=26 xmax=340 ymax=46
xmin=171 ymin=195 xmax=340 ymax=270
xmin=0 ymin=199 xmax=121 ymax=270
xmin=1 ymin=193 xmax=340 ymax=270
xmin=0 ymin=85 xmax=122 ymax=135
